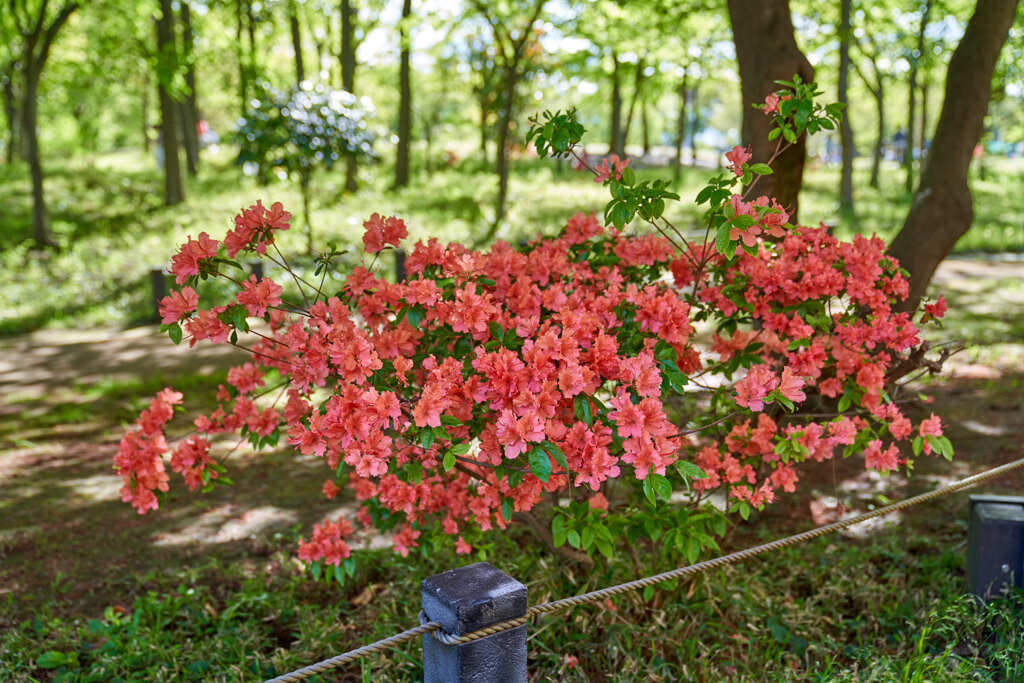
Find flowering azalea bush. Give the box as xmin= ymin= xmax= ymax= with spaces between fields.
xmin=116 ymin=80 xmax=952 ymax=581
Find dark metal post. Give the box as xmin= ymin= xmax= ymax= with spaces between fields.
xmin=966 ymin=495 xmax=1024 ymax=599
xmin=395 ymin=248 xmax=406 ymax=282
xmin=420 ymin=562 xmax=527 ymax=682
xmin=150 ymin=267 xmax=168 ymax=321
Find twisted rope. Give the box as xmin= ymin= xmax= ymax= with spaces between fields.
xmin=268 ymin=456 xmax=1024 ymax=680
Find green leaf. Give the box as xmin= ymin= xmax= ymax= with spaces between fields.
xmin=311 ymin=561 xmax=322 ymax=581
xmin=643 ymin=585 xmax=655 ymax=602
xmin=502 ymin=497 xmax=513 ymax=523
xmin=715 ymin=223 xmax=732 ymax=255
xmin=567 ymin=529 xmax=581 ymax=549
xmin=912 ymin=435 xmax=923 ymax=457
xmin=35 ymin=651 xmax=68 ymax=669
xmin=648 ymin=473 xmax=672 ymax=501
xmin=595 ymin=538 xmax=613 ymax=559
xmin=334 ymin=564 xmax=344 ymax=584
xmin=441 ymin=415 xmax=462 ymax=426
xmin=642 ymin=477 xmax=656 ymax=506
xmin=621 ymin=167 xmax=636 ymax=186
xmin=581 ymin=525 xmax=595 ymax=550
xmin=528 ymin=447 xmax=551 ymax=483
xmin=551 ymin=515 xmax=566 ymax=547
xmin=837 ymin=393 xmax=852 ymax=413
xmin=442 ymin=452 xmax=455 ymax=471
xmin=675 ymin=461 xmax=708 ymax=481
xmin=168 ymin=323 xmax=183 ymax=345
xmin=685 ymin=536 xmax=700 ymax=564
xmin=450 ymin=442 xmax=471 ymax=455
xmin=750 ymin=163 xmax=773 ymax=175
xmin=543 ymin=441 xmax=569 ymax=473
xmin=488 ymin=321 xmax=505 ymax=341
xmin=574 ymin=395 xmax=593 ymax=427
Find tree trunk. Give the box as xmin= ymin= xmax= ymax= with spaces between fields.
xmin=492 ymin=64 xmax=517 ymax=230
xmin=141 ymin=72 xmax=151 ymax=152
xmin=870 ymin=77 xmax=884 ymax=188
xmin=609 ymin=52 xmax=623 ymax=156
xmin=288 ymin=1 xmax=305 ymax=84
xmin=3 ymin=74 xmax=22 ymax=163
xmin=641 ymin=95 xmax=650 ymax=156
xmin=300 ymin=170 xmax=314 ymax=254
xmin=180 ymin=0 xmax=199 ymax=176
xmin=888 ymin=0 xmax=1019 ymax=310
xmin=157 ymin=0 xmax=185 ymax=205
xmin=236 ymin=0 xmax=247 ymax=115
xmin=903 ymin=0 xmax=932 ymax=194
xmin=479 ymin=98 xmax=489 ymax=165
xmin=919 ymin=80 xmax=929 ymax=171
xmin=341 ymin=0 xmax=358 ymax=191
xmin=689 ymin=85 xmax=699 ymax=165
xmin=673 ymin=70 xmax=687 ymax=182
xmin=727 ymin=0 xmax=815 ymax=221
xmin=23 ymin=75 xmax=55 ymax=247
xmin=394 ymin=0 xmax=412 ymax=188
xmin=622 ymin=57 xmax=645 ymax=152
xmin=838 ymin=0 xmax=854 ymax=211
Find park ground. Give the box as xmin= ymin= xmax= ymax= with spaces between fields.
xmin=1 ymin=150 xmax=1024 ymax=681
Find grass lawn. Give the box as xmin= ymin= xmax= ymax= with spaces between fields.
xmin=1 ymin=146 xmax=1022 ymax=336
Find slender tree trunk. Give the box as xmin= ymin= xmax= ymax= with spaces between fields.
xmin=689 ymin=85 xmax=699 ymax=165
xmin=23 ymin=75 xmax=55 ymax=247
xmin=288 ymin=0 xmax=305 ymax=84
xmin=394 ymin=0 xmax=412 ymax=188
xmin=838 ymin=0 xmax=854 ymax=211
xmin=888 ymin=0 xmax=1019 ymax=310
xmin=236 ymin=0 xmax=247 ymax=115
xmin=609 ymin=52 xmax=623 ymax=156
xmin=300 ymin=170 xmax=313 ymax=254
xmin=157 ymin=0 xmax=185 ymax=205
xmin=493 ymin=65 xmax=517 ymax=229
xmin=727 ymin=0 xmax=815 ymax=221
xmin=141 ymin=72 xmax=151 ymax=152
xmin=180 ymin=0 xmax=199 ymax=176
xmin=479 ymin=98 xmax=489 ymax=165
xmin=622 ymin=57 xmax=645 ymax=152
xmin=919 ymin=80 xmax=929 ymax=171
xmin=4 ymin=73 xmax=22 ymax=163
xmin=903 ymin=0 xmax=932 ymax=194
xmin=673 ymin=70 xmax=687 ymax=182
xmin=641 ymin=95 xmax=650 ymax=156
xmin=341 ymin=0 xmax=358 ymax=191
xmin=870 ymin=78 xmax=884 ymax=188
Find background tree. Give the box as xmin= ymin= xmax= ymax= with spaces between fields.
xmin=888 ymin=0 xmax=1020 ymax=308
xmin=468 ymin=0 xmax=548 ymax=237
xmin=837 ymin=0 xmax=854 ymax=212
xmin=156 ymin=0 xmax=185 ymax=205
xmin=1 ymin=0 xmax=80 ymax=246
xmin=394 ymin=0 xmax=413 ymax=188
xmin=727 ymin=0 xmax=814 ymax=220
xmin=234 ymin=82 xmax=376 ymax=252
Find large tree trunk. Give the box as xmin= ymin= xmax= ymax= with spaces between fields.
xmin=394 ymin=0 xmax=412 ymax=188
xmin=288 ymin=0 xmax=305 ymax=84
xmin=727 ymin=0 xmax=814 ymax=221
xmin=23 ymin=75 xmax=55 ymax=247
xmin=673 ymin=70 xmax=687 ymax=182
xmin=179 ymin=0 xmax=200 ymax=176
xmin=157 ymin=0 xmax=185 ymax=205
xmin=609 ymin=52 xmax=623 ymax=156
xmin=341 ymin=0 xmax=358 ymax=191
xmin=838 ymin=0 xmax=854 ymax=211
xmin=903 ymin=0 xmax=932 ymax=194
xmin=888 ymin=0 xmax=1019 ymax=310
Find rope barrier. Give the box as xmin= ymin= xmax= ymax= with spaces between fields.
xmin=266 ymin=455 xmax=1024 ymax=681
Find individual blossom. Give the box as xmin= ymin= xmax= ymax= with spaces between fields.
xmin=777 ymin=367 xmax=807 ymax=404
xmin=455 ymin=536 xmax=472 ymax=555
xmin=362 ymin=213 xmax=387 ymax=253
xmin=763 ymin=93 xmax=781 ymax=115
xmin=236 ymin=274 xmax=283 ymax=318
xmin=725 ymin=145 xmax=752 ymax=177
xmin=392 ymin=524 xmax=421 ymax=558
xmin=919 ymin=413 xmax=944 ymax=454
xmin=921 ymin=296 xmax=947 ymax=323
xmin=170 ymin=232 xmax=219 ymax=284
xmin=159 ymin=287 xmax=199 ymax=325
xmin=864 ymin=439 xmax=900 ymax=473
xmin=735 ymin=364 xmax=778 ymax=411
xmin=593 ymin=154 xmax=629 ymax=183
